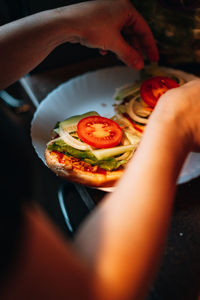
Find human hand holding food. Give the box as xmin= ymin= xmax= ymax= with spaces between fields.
xmin=64 ymin=0 xmax=159 ymax=69
xmin=150 ymin=78 xmax=200 ymax=152
xmin=0 ymin=0 xmax=158 ymax=89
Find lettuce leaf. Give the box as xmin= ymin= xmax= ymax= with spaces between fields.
xmin=47 ymin=140 xmax=127 ymax=171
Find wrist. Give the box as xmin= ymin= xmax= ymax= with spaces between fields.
xmin=50 ymin=2 xmax=96 ymax=47
xmin=149 ymin=90 xmax=193 ymax=154
xmin=35 ymin=6 xmax=83 ymax=49
xmin=136 ymin=101 xmax=193 ymax=184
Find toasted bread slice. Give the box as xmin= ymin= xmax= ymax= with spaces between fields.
xmin=45 ymin=149 xmax=123 ymax=187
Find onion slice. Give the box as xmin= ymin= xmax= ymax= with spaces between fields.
xmin=126 ymin=98 xmax=149 ymax=125
xmin=59 ymin=127 xmax=93 ymax=151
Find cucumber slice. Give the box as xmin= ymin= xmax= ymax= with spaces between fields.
xmin=55 ymin=111 xmax=99 ymax=133
xmin=114 ymin=84 xmax=140 ymax=101
xmin=124 ymin=132 xmax=141 ymax=146
xmin=91 ymin=144 xmax=136 ymax=160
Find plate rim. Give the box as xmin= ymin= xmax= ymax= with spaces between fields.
xmin=31 ymin=65 xmax=200 ymax=191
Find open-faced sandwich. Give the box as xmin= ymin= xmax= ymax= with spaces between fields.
xmin=45 ymin=111 xmax=140 ymax=187
xmin=113 ymin=64 xmax=187 ymax=135
xmin=45 ymin=64 xmax=188 ymax=188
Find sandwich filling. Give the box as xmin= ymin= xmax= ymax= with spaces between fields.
xmin=47 ymin=111 xmax=140 ymax=172
xmin=113 ymin=63 xmax=186 ymax=135
xmin=46 ymin=64 xmax=186 ymax=175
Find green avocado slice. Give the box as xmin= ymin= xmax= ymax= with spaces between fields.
xmin=47 ymin=139 xmax=129 ymax=171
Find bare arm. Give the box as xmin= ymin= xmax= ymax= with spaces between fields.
xmin=2 ymin=80 xmax=200 ymax=300
xmin=74 ymin=80 xmax=200 ymax=300
xmin=0 ymin=0 xmax=158 ymax=89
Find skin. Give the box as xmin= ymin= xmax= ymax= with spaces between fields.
xmin=74 ymin=80 xmax=200 ymax=300
xmin=2 ymin=80 xmax=200 ymax=300
xmin=0 ymin=0 xmax=158 ymax=89
xmin=1 ymin=1 xmax=200 ymax=300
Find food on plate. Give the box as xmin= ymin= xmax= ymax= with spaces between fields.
xmin=45 ymin=64 xmax=190 ymax=188
xmin=45 ymin=111 xmax=140 ymax=187
xmin=77 ymin=115 xmax=123 ymax=148
xmin=113 ymin=64 xmax=186 ymax=136
xmin=140 ymin=76 xmax=179 ymax=108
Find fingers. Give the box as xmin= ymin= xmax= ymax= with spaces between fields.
xmin=131 ymin=11 xmax=159 ymax=62
xmin=109 ymin=6 xmax=159 ymax=68
xmin=111 ymin=35 xmax=144 ymax=69
xmin=125 ymin=34 xmax=146 ymax=58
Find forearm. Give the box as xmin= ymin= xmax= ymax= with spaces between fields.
xmin=1 ymin=118 xmax=190 ymax=300
xmin=0 ymin=0 xmax=158 ymax=89
xmin=0 ymin=205 xmax=94 ymax=300
xmin=74 ymin=109 xmax=191 ymax=300
xmin=0 ymin=6 xmax=81 ymax=89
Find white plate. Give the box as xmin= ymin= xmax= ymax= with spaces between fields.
xmin=31 ymin=65 xmax=200 ymax=192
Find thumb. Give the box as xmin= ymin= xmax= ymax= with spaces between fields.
xmin=111 ymin=36 xmax=144 ymax=70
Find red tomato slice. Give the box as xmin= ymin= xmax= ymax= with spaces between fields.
xmin=131 ymin=121 xmax=144 ymax=133
xmin=77 ymin=116 xmax=123 ymax=148
xmin=140 ymin=76 xmax=179 ymax=108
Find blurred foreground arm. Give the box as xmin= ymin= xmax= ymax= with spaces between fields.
xmin=0 ymin=0 xmax=158 ymax=89
xmin=2 ymin=81 xmax=200 ymax=300
xmin=74 ymin=79 xmax=200 ymax=300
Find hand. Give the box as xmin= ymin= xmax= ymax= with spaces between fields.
xmin=64 ymin=0 xmax=159 ymax=69
xmin=0 ymin=0 xmax=158 ymax=88
xmin=151 ymin=78 xmax=200 ymax=151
